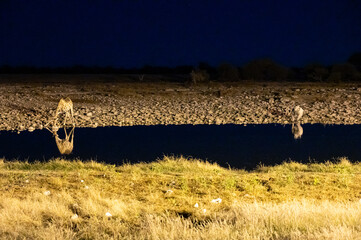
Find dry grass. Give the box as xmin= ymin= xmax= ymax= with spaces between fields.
xmin=1 ymin=156 xmax=361 ymax=239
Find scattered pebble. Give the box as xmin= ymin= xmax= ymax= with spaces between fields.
xmin=211 ymin=198 xmax=222 ymax=204
xmin=25 ymin=179 xmax=29 ymax=183
xmin=71 ymin=214 xmax=79 ymax=220
xmin=194 ymin=203 xmax=199 ymax=208
xmin=84 ymin=185 xmax=89 ymax=189
xmin=165 ymin=189 xmax=174 ymax=196
xmin=105 ymin=212 xmax=112 ymax=217
xmin=80 ymin=180 xmax=84 ymax=183
xmin=43 ymin=190 xmax=51 ymax=196
xmin=203 ymin=209 xmax=207 ymax=213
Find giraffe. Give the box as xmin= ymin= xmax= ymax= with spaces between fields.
xmin=43 ymin=97 xmax=76 ymax=154
xmin=291 ymin=105 xmax=304 ymax=123
xmin=54 ymin=97 xmax=75 ymax=127
xmin=291 ymin=122 xmax=303 ymax=139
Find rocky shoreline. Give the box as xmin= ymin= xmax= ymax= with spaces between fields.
xmin=1 ymin=76 xmax=361 ymax=132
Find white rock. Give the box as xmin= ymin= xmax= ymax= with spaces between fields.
xmin=71 ymin=214 xmax=79 ymax=220
xmin=105 ymin=212 xmax=112 ymax=217
xmin=43 ymin=190 xmax=51 ymax=196
xmin=211 ymin=198 xmax=222 ymax=204
xmin=165 ymin=189 xmax=173 ymax=196
xmin=194 ymin=203 xmax=199 ymax=208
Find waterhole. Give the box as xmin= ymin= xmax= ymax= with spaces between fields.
xmin=0 ymin=124 xmax=360 ymax=169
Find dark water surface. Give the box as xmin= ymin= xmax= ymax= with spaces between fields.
xmin=0 ymin=124 xmax=360 ymax=169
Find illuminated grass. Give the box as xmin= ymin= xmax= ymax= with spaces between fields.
xmin=0 ymin=156 xmax=361 ymax=239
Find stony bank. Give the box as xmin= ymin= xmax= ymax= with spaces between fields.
xmin=1 ymin=75 xmax=361 ymax=132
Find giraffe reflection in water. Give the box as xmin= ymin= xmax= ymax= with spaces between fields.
xmin=291 ymin=105 xmax=304 ymax=139
xmin=291 ymin=122 xmax=303 ymax=139
xmin=45 ymin=126 xmax=75 ymax=155
xmin=54 ymin=127 xmax=75 ymax=155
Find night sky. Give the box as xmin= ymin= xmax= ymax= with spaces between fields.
xmin=1 ymin=0 xmax=360 ymax=68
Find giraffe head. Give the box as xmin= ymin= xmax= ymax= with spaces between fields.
xmin=52 ymin=125 xmax=59 ymax=133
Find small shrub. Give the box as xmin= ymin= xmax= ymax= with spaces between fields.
xmin=242 ymin=59 xmax=288 ymax=81
xmin=327 ymin=72 xmax=343 ymax=83
xmin=348 ymin=52 xmax=361 ymax=71
xmin=190 ymin=69 xmax=210 ymax=84
xmin=198 ymin=62 xmax=217 ymax=78
xmin=217 ymin=63 xmax=239 ymax=81
xmin=304 ymin=63 xmax=329 ymax=82
xmin=327 ymin=63 xmax=361 ymax=82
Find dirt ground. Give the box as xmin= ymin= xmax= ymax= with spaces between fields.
xmin=1 ymin=74 xmax=361 ymax=132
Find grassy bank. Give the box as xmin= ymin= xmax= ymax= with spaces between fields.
xmin=1 ymin=156 xmax=361 ymax=239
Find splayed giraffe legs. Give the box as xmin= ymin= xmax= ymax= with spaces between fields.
xmin=52 ymin=97 xmax=76 ymax=128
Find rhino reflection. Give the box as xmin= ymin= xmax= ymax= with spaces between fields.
xmin=292 ymin=122 xmax=303 ymax=139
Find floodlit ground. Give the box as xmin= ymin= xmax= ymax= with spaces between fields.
xmin=1 ymin=156 xmax=361 ymax=239
xmin=1 ymin=75 xmax=361 ymax=131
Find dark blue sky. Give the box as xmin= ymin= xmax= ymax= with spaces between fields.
xmin=1 ymin=0 xmax=360 ymax=68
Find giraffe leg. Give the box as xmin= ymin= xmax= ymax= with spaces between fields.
xmin=64 ymin=111 xmax=70 ymax=126
xmin=69 ymin=126 xmax=75 ymax=135
xmin=70 ymin=127 xmax=74 ymax=144
xmin=70 ymin=106 xmax=75 ymax=126
xmin=54 ymin=110 xmax=60 ymax=128
xmin=64 ymin=126 xmax=69 ymax=139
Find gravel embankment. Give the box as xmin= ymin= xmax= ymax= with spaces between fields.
xmin=1 ymin=80 xmax=361 ymax=132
